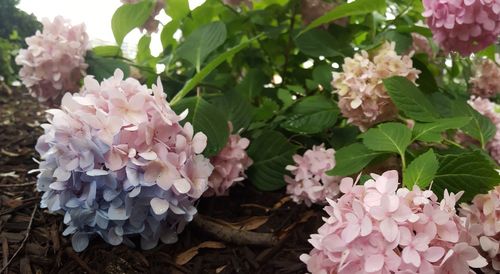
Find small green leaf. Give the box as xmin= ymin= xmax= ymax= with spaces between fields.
xmin=254 ymin=97 xmax=279 ymax=121
xmin=136 ymin=35 xmax=153 ymax=64
xmin=112 ymin=0 xmax=155 ymax=45
xmin=433 ymin=151 xmax=500 ymax=202
xmin=452 ymin=101 xmax=496 ymax=148
xmin=281 ymin=95 xmax=339 ymax=134
xmin=92 ymin=45 xmax=122 ymax=57
xmin=412 ymin=117 xmax=471 ymax=142
xmin=383 ymin=76 xmax=440 ymax=122
xmin=327 ymin=143 xmax=384 ymax=176
xmin=403 ymin=149 xmax=438 ymax=188
xmin=160 ymin=20 xmax=181 ymax=48
xmin=86 ymin=55 xmax=130 ymax=82
xmin=247 ymin=130 xmax=298 ymax=191
xmin=413 ymin=58 xmax=438 ymax=94
xmin=294 ymin=29 xmax=343 ymax=57
xmin=171 ymin=35 xmax=261 ymax=105
xmin=172 ymin=97 xmax=229 ymax=157
xmin=237 ymin=69 xmax=268 ymax=99
xmin=176 ymin=21 xmax=227 ymax=71
xmin=164 ymin=0 xmax=190 ymax=20
xmin=300 ymin=0 xmax=386 ymax=34
xmin=362 ymin=122 xmax=412 ymax=155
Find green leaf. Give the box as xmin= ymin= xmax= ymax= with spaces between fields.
xmin=86 ymin=55 xmax=130 ymax=82
xmin=403 ymin=149 xmax=438 ymax=188
xmin=327 ymin=143 xmax=384 ymax=176
xmin=281 ymin=95 xmax=339 ymax=134
xmin=176 ymin=21 xmax=227 ymax=71
xmin=92 ymin=45 xmax=122 ymax=57
xmin=294 ymin=29 xmax=343 ymax=57
xmin=383 ymin=76 xmax=440 ymax=122
xmin=237 ymin=69 xmax=267 ymax=99
xmin=362 ymin=122 xmax=412 ymax=155
xmin=247 ymin=130 xmax=298 ymax=191
xmin=172 ymin=97 xmax=229 ymax=157
xmin=452 ymin=101 xmax=496 ymax=148
xmin=254 ymin=97 xmax=279 ymax=121
xmin=136 ymin=35 xmax=153 ymax=64
xmin=211 ymin=91 xmax=254 ymax=131
xmin=412 ymin=117 xmax=471 ymax=142
xmin=312 ymin=64 xmax=333 ymax=91
xmin=164 ymin=0 xmax=190 ymax=20
xmin=412 ymin=58 xmax=439 ymax=94
xmin=111 ymin=0 xmax=155 ymax=45
xmin=171 ymin=35 xmax=261 ymax=105
xmin=160 ymin=20 xmax=181 ymax=48
xmin=300 ymin=0 xmax=386 ymax=34
xmin=433 ymin=151 xmax=500 ymax=202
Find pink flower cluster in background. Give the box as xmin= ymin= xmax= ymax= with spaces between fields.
xmin=15 ymin=16 xmax=89 ymax=105
xmin=411 ymin=32 xmax=434 ymax=57
xmin=205 ymin=125 xmax=253 ymax=196
xmin=423 ymin=0 xmax=500 ymax=55
xmin=285 ymin=144 xmax=342 ymax=206
xmin=121 ymin=0 xmax=165 ymax=33
xmin=461 ymin=186 xmax=500 ymax=273
xmin=300 ymin=170 xmax=487 ymax=273
xmin=332 ymin=42 xmax=420 ymax=130
xmin=470 ymin=58 xmax=500 ymax=98
xmin=35 ymin=69 xmax=213 ymax=251
xmin=468 ymin=96 xmax=500 ymax=164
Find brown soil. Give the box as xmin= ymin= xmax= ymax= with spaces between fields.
xmin=0 ymin=85 xmax=323 ymax=274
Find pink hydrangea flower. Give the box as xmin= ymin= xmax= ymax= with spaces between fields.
xmin=284 ymin=144 xmax=342 ymax=206
xmin=300 ymin=170 xmax=487 ymax=273
xmin=34 ymin=69 xmax=214 ymax=251
xmin=411 ymin=33 xmax=434 ymax=57
xmin=468 ymin=96 xmax=500 ymax=164
xmin=332 ymin=42 xmax=420 ymax=130
xmin=423 ymin=0 xmax=500 ymax=55
xmin=121 ymin=0 xmax=164 ymax=33
xmin=205 ymin=124 xmax=253 ymax=196
xmin=460 ymin=186 xmax=500 ymax=273
xmin=470 ymin=58 xmax=500 ymax=98
xmin=15 ymin=16 xmax=89 ymax=105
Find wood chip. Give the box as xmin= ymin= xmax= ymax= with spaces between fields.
xmin=175 ymin=241 xmax=226 ymax=265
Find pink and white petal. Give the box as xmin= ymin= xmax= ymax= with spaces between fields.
xmin=364 ymin=254 xmax=385 ymax=272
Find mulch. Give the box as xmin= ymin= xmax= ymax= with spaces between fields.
xmin=0 ymin=85 xmax=323 ymax=274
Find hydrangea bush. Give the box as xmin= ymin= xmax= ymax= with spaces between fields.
xmin=35 ymin=69 xmax=213 ymax=251
xmin=16 ymin=16 xmax=88 ymax=105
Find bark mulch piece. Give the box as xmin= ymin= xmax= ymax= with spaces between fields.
xmin=0 ymin=85 xmax=323 ymax=274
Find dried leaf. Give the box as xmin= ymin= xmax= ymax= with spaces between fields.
xmin=216 ymin=265 xmax=227 ymax=273
xmin=175 ymin=241 xmax=226 ymax=265
xmin=228 ymin=216 xmax=269 ymax=231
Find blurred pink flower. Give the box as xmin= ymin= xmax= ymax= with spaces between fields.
xmin=470 ymin=58 xmax=500 ymax=98
xmin=460 ymin=186 xmax=500 ymax=273
xmin=16 ymin=16 xmax=89 ymax=105
xmin=300 ymin=170 xmax=486 ymax=273
xmin=411 ymin=33 xmax=434 ymax=57
xmin=285 ymin=144 xmax=342 ymax=206
xmin=121 ymin=0 xmax=164 ymax=33
xmin=332 ymin=42 xmax=420 ymax=130
xmin=205 ymin=125 xmax=253 ymax=196
xmin=423 ymin=0 xmax=500 ymax=55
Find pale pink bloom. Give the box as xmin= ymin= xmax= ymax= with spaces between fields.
xmin=300 ymin=170 xmax=486 ymax=274
xmin=411 ymin=33 xmax=434 ymax=57
xmin=332 ymin=42 xmax=420 ymax=130
xmin=16 ymin=16 xmax=89 ymax=105
xmin=469 ymin=58 xmax=500 ymax=98
xmin=120 ymin=0 xmax=164 ymax=33
xmin=460 ymin=186 xmax=500 ymax=273
xmin=285 ymin=144 xmax=342 ymax=206
xmin=206 ymin=125 xmax=253 ymax=196
xmin=423 ymin=0 xmax=500 ymax=55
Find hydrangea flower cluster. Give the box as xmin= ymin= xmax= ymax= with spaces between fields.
xmin=468 ymin=96 xmax=500 ymax=164
xmin=300 ymin=0 xmax=347 ymax=26
xmin=332 ymin=42 xmax=420 ymax=130
xmin=15 ymin=16 xmax=89 ymax=105
xmin=411 ymin=33 xmax=434 ymax=57
xmin=121 ymin=0 xmax=164 ymax=33
xmin=205 ymin=126 xmax=253 ymax=196
xmin=284 ymin=144 xmax=342 ymax=206
xmin=300 ymin=170 xmax=487 ymax=273
xmin=422 ymin=0 xmax=500 ymax=55
xmin=470 ymin=58 xmax=500 ymax=98
xmin=460 ymin=186 xmax=500 ymax=273
xmin=34 ymin=69 xmax=214 ymax=251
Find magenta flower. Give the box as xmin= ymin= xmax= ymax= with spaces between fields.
xmin=34 ymin=69 xmax=214 ymax=251
xmin=332 ymin=42 xmax=420 ymax=130
xmin=205 ymin=124 xmax=253 ymax=196
xmin=470 ymin=58 xmax=500 ymax=98
xmin=423 ymin=0 xmax=500 ymax=55
xmin=285 ymin=144 xmax=342 ymax=206
xmin=300 ymin=170 xmax=487 ymax=273
xmin=15 ymin=16 xmax=89 ymax=105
